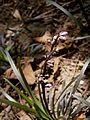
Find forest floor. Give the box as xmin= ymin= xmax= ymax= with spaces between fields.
xmin=0 ymin=0 xmax=90 ymax=120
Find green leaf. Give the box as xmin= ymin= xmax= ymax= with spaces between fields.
xmin=17 ymin=58 xmax=49 ymax=118
xmin=17 ymin=57 xmax=36 ymax=101
xmin=34 ymin=103 xmax=53 ymax=120
xmin=0 ymin=49 xmax=8 ymax=62
xmin=4 ymin=50 xmax=29 ymax=94
xmin=4 ymin=77 xmax=34 ymax=106
xmin=1 ymin=50 xmax=53 ymax=119
xmin=0 ymin=99 xmax=36 ymax=114
xmin=0 ymin=86 xmax=16 ymax=102
xmin=3 ymin=78 xmax=51 ymax=119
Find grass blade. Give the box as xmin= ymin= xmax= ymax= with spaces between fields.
xmin=17 ymin=57 xmax=36 ymax=101
xmin=3 ymin=50 xmax=50 ymax=119
xmin=34 ymin=103 xmax=53 ymax=120
xmin=40 ymin=82 xmax=54 ymax=119
xmin=0 ymin=99 xmax=36 ymax=114
xmin=4 ymin=50 xmax=28 ymax=92
xmin=3 ymin=78 xmax=51 ymax=119
xmin=73 ymin=94 xmax=90 ymax=107
xmin=4 ymin=77 xmax=34 ymax=106
xmin=47 ymin=0 xmax=83 ymax=28
xmin=0 ymin=86 xmax=16 ymax=102
xmin=74 ymin=35 xmax=90 ymax=41
xmin=55 ymin=58 xmax=90 ymax=105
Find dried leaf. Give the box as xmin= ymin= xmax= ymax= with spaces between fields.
xmin=9 ymin=24 xmax=23 ymax=31
xmin=23 ymin=63 xmax=36 ymax=85
xmin=6 ymin=30 xmax=14 ymax=38
xmin=4 ymin=63 xmax=36 ymax=85
xmin=34 ymin=31 xmax=52 ymax=43
xmin=4 ymin=68 xmax=16 ymax=79
xmin=75 ymin=113 xmax=86 ymax=120
xmin=13 ymin=9 xmax=22 ymax=20
xmin=17 ymin=110 xmax=32 ymax=120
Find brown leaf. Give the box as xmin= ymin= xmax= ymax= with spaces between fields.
xmin=75 ymin=113 xmax=86 ymax=120
xmin=12 ymin=9 xmax=22 ymax=20
xmin=34 ymin=31 xmax=52 ymax=43
xmin=17 ymin=111 xmax=32 ymax=120
xmin=4 ymin=68 xmax=16 ymax=79
xmin=23 ymin=63 xmax=36 ymax=85
xmin=4 ymin=62 xmax=36 ymax=85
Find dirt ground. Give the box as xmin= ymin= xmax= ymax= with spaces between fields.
xmin=0 ymin=0 xmax=90 ymax=119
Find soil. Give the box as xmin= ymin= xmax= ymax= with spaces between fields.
xmin=0 ymin=0 xmax=90 ymax=120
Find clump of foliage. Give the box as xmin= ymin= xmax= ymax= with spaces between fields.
xmin=0 ymin=0 xmax=90 ymax=120
xmin=0 ymin=35 xmax=90 ymax=120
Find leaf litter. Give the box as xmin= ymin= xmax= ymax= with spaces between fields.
xmin=0 ymin=0 xmax=90 ymax=119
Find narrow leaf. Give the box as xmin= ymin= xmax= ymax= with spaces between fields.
xmin=73 ymin=94 xmax=90 ymax=107
xmin=74 ymin=35 xmax=90 ymax=41
xmin=55 ymin=58 xmax=90 ymax=104
xmin=47 ymin=0 xmax=83 ymax=28
xmin=0 ymin=86 xmax=16 ymax=102
xmin=0 ymin=99 xmax=36 ymax=114
xmin=4 ymin=77 xmax=34 ymax=106
xmin=4 ymin=50 xmax=29 ymax=94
